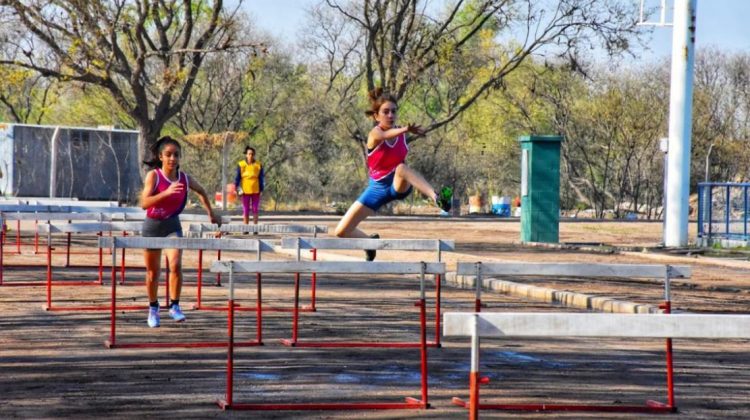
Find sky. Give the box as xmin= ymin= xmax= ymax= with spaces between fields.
xmin=244 ymin=0 xmax=750 ymax=62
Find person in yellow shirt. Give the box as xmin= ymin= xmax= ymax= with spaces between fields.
xmin=234 ymin=146 xmax=264 ymax=227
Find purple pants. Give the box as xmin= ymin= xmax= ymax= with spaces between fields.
xmin=242 ymin=193 xmax=261 ymax=217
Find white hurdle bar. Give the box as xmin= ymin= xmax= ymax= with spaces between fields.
xmin=33 ymin=222 xmax=143 ymax=310
xmin=211 ymin=259 xmax=444 ymax=411
xmin=186 ymin=223 xmax=328 ymax=310
xmin=99 ymin=236 xmax=274 ymax=349
xmin=1 ymin=211 xmax=112 ymax=255
xmin=280 ymin=237 xmax=454 ymax=347
xmin=444 ymin=312 xmax=750 ymax=418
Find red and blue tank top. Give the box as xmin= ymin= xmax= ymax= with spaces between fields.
xmin=367 ymin=132 xmax=408 ymax=181
xmin=146 ymin=168 xmax=189 ymax=220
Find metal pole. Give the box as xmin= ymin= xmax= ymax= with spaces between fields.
xmin=49 ymin=126 xmax=61 ymax=198
xmin=418 ymin=262 xmax=428 ymax=406
xmin=226 ymin=262 xmax=235 ymax=407
xmin=474 ymin=262 xmax=482 ymax=313
xmin=704 ymin=143 xmax=714 ymax=183
xmin=663 ymin=266 xmax=675 ymax=408
xmin=469 ymin=314 xmax=480 ymax=420
xmin=221 ymin=133 xmax=230 ymax=211
xmin=664 ymin=0 xmax=697 ymax=247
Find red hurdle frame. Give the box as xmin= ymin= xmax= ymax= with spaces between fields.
xmin=454 ymin=264 xmax=680 ymax=414
xmin=103 ymin=237 xmax=266 ymax=349
xmin=217 ymin=261 xmax=433 ymax=411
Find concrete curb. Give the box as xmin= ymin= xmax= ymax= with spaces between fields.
xmin=273 ymin=245 xmax=660 ymax=314
xmin=443 ymin=272 xmax=661 ymax=314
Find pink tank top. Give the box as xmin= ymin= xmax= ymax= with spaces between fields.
xmin=367 ymin=132 xmax=408 ymax=181
xmin=145 ymin=168 xmax=189 ymax=220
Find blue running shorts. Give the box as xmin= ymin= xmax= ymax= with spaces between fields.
xmin=356 ymin=172 xmax=413 ymax=211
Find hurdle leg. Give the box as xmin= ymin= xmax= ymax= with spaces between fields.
xmin=416 ymin=296 xmax=429 ymax=406
xmin=218 ymin=266 xmax=236 ymax=410
xmin=34 ymin=220 xmax=39 ymax=254
xmin=195 ymin=249 xmax=203 ymax=309
xmin=119 ymin=232 xmax=127 ymax=285
xmin=290 ymin=272 xmax=301 ymax=345
xmin=98 ymin=232 xmax=104 ymax=285
xmin=1 ymin=228 xmax=4 ymax=285
xmin=45 ymin=232 xmax=53 ymax=310
xmin=309 ymin=248 xmax=317 ymax=311
xmin=256 ymin=272 xmax=263 ymax=343
xmin=65 ymin=228 xmax=71 ymax=268
xmin=215 ymin=249 xmax=222 ymax=286
xmin=16 ymin=220 xmax=20 ymax=254
xmin=435 ymin=273 xmax=442 ymax=347
xmin=469 ymin=315 xmax=480 ymax=420
xmin=224 ymin=297 xmax=235 ymax=408
xmin=662 ymin=300 xmax=676 ymax=408
xmin=474 ymin=263 xmax=483 ymax=312
xmin=164 ymin=254 xmax=170 ymax=306
xmin=105 ymin=246 xmax=118 ymax=348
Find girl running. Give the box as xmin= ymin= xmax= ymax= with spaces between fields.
xmin=140 ymin=136 xmax=219 ymax=328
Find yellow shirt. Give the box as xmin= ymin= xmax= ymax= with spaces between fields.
xmin=238 ymin=160 xmax=262 ymax=194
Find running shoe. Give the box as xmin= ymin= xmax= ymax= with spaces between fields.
xmin=169 ymin=304 xmax=186 ymax=322
xmin=436 ymin=186 xmax=453 ymax=213
xmin=365 ymin=233 xmax=380 ymax=262
xmin=147 ymin=306 xmax=160 ymax=328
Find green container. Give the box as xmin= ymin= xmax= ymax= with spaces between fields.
xmin=519 ymin=135 xmax=563 ymax=243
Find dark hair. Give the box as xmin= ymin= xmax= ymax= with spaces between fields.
xmin=142 ymin=136 xmax=181 ymax=169
xmin=364 ymin=87 xmax=397 ymax=119
xmin=244 ymin=146 xmax=255 ymax=154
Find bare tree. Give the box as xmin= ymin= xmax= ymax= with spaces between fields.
xmin=0 ymin=0 xmax=259 ymax=176
xmin=312 ymin=0 xmax=643 ymax=146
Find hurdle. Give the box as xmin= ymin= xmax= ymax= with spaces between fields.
xmin=35 ymin=222 xmax=146 ymax=311
xmin=0 ymin=212 xmax=111 ymax=256
xmin=99 ymin=236 xmax=274 ymax=349
xmin=444 ymin=312 xmax=750 ymax=418
xmin=211 ymin=259 xmax=444 ymax=411
xmin=279 ymin=237 xmax=454 ymax=348
xmin=187 ymin=223 xmax=328 ymax=311
xmin=454 ymin=262 xmax=692 ymax=413
xmin=0 ymin=204 xmax=142 ymax=255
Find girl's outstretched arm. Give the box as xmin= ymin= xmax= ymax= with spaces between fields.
xmin=367 ymin=124 xmax=425 ymax=149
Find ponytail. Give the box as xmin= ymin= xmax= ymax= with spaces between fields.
xmin=142 ymin=136 xmax=181 ymax=169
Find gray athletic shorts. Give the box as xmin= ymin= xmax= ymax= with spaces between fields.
xmin=141 ymin=215 xmax=183 ymax=242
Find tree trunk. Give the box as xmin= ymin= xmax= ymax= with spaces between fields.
xmin=138 ymin=124 xmax=161 ymax=180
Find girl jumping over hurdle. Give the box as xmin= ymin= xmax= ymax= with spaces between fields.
xmin=334 ymin=87 xmax=452 ymax=261
xmin=141 ymin=136 xmax=220 ymax=328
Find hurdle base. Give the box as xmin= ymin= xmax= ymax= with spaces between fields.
xmin=279 ymin=339 xmax=439 ymax=348
xmin=451 ymin=397 xmax=676 ymax=413
xmin=105 ymin=340 xmax=263 ymax=349
xmin=44 ymin=304 xmax=150 ymax=312
xmin=217 ymin=397 xmax=428 ymax=411
xmin=5 ymin=280 xmax=100 ymax=287
xmin=192 ymin=303 xmax=316 ymax=313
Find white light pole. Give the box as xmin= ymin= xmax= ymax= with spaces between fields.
xmin=664 ymin=0 xmax=697 ymax=247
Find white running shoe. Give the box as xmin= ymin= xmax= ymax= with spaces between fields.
xmin=169 ymin=304 xmax=186 ymax=322
xmin=147 ymin=306 xmax=160 ymax=328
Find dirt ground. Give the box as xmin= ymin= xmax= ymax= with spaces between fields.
xmin=1 ymin=214 xmax=749 ymax=419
